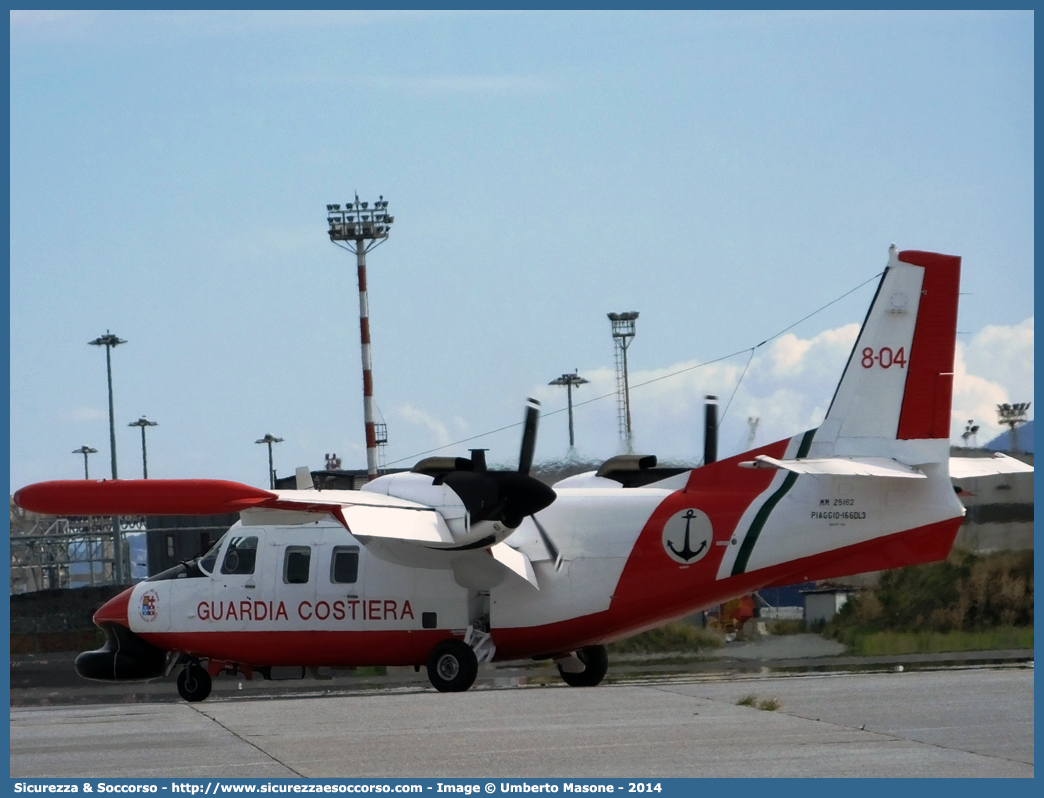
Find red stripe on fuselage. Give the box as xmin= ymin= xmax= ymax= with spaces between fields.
xmin=494 ymin=436 xmax=791 ymax=659
xmin=895 ymin=250 xmax=961 ymax=440
xmin=137 ymin=629 xmax=456 ymax=667
xmin=127 ymin=516 xmax=960 ymax=668
xmin=491 ymin=515 xmax=961 ymax=660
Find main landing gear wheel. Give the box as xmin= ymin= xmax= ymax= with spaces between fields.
xmin=558 ymin=645 xmax=609 ymax=687
xmin=177 ymin=663 xmax=212 ymax=702
xmin=427 ymin=640 xmax=479 ymax=693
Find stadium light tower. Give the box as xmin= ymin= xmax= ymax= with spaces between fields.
xmin=89 ymin=330 xmax=127 ymax=584
xmin=128 ymin=416 xmax=158 ymax=478
xmin=608 ymin=312 xmax=639 ymax=453
xmin=327 ymin=195 xmax=394 ymax=481
xmin=255 ymin=433 xmax=284 ymax=489
xmin=549 ymin=371 xmax=589 ymax=452
xmin=997 ymin=402 xmax=1031 ymax=453
xmin=961 ymin=419 xmax=980 ymax=448
xmin=73 ymin=445 xmax=98 ymax=479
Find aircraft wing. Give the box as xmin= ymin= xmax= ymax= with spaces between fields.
xmin=949 ymin=453 xmax=1034 ymax=479
xmin=739 ymin=455 xmax=926 ymax=478
xmin=12 ymin=479 xmax=454 ymax=544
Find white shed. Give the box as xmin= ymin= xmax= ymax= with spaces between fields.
xmin=804 ymin=588 xmax=854 ymax=625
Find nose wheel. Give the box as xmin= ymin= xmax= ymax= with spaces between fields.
xmin=177 ymin=663 xmax=213 ymax=702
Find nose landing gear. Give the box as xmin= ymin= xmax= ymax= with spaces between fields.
xmin=177 ymin=662 xmax=213 ymax=702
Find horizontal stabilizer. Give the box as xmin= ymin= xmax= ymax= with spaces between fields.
xmin=739 ymin=455 xmax=926 ymax=479
xmin=949 ymin=453 xmax=1034 ymax=480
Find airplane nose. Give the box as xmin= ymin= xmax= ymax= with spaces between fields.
xmin=77 ymin=586 xmax=167 ymax=682
xmin=94 ymin=586 xmax=133 ymax=627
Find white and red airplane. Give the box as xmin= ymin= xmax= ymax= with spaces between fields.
xmin=13 ymin=246 xmax=1032 ymax=702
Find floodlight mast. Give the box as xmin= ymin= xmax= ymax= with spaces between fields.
xmin=608 ymin=312 xmax=639 ymax=453
xmin=327 ymin=195 xmax=394 ymax=480
xmin=996 ymin=402 xmax=1031 ymax=453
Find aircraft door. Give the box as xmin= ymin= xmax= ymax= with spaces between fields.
xmin=274 ymin=527 xmax=327 ymax=629
xmin=322 ymin=540 xmax=365 ymax=631
xmin=212 ymin=530 xmax=265 ymax=631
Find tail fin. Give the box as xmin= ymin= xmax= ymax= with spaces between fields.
xmin=812 ymin=246 xmax=961 ymax=456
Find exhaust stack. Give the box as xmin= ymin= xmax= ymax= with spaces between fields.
xmin=704 ymin=395 xmax=718 ymax=464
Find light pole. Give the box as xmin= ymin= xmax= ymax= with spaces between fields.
xmin=327 ymin=195 xmax=394 ymax=481
xmin=128 ymin=416 xmax=158 ymax=478
xmin=89 ymin=330 xmax=127 ymax=584
xmin=255 ymin=434 xmax=284 ymax=489
xmin=72 ymin=445 xmax=98 ymax=479
xmin=549 ymin=371 xmax=589 ymax=452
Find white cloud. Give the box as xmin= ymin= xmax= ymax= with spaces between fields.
xmin=951 ymin=317 xmax=1033 ymax=445
xmin=960 ymin=317 xmax=1033 ymax=403
xmin=68 ymin=407 xmax=106 ymax=423
xmin=533 ymin=318 xmax=1033 ymax=463
xmin=395 ymin=403 xmax=455 ymax=449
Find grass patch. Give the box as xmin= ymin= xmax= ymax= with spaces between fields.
xmin=608 ymin=622 xmax=724 ymax=654
xmin=737 ymin=693 xmax=781 ymax=711
xmin=350 ymin=666 xmax=388 ymax=677
xmin=840 ymin=627 xmax=1033 ymax=656
xmin=825 ymin=549 xmax=1033 ymax=639
xmin=763 ymin=619 xmax=806 ymax=636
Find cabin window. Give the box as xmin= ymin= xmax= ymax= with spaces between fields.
xmin=283 ymin=546 xmax=311 ymax=584
xmin=330 ymin=547 xmax=359 ymax=584
xmin=220 ymin=536 xmax=258 ymax=575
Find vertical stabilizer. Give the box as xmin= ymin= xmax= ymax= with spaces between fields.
xmin=811 ymin=246 xmax=961 ymax=458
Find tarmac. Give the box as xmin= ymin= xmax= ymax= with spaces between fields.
xmin=9 ymin=646 xmax=1035 ymax=778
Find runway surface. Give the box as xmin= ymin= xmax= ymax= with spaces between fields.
xmin=11 ymin=665 xmax=1033 ymax=778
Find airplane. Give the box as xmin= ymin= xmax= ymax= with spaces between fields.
xmin=13 ymin=245 xmax=1034 ymax=702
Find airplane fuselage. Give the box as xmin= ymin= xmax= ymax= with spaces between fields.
xmin=114 ymin=429 xmax=963 ymax=670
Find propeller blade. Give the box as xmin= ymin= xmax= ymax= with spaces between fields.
xmin=532 ymin=514 xmax=563 ymax=571
xmin=518 ymin=398 xmax=540 ymax=476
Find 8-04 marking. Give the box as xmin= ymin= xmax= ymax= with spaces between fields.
xmin=861 ymin=346 xmax=906 ymax=369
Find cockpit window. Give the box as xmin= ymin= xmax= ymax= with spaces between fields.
xmin=198 ymin=531 xmax=228 ymax=576
xmin=220 ymin=536 xmax=259 ymax=575
xmin=148 ymin=530 xmax=226 ymax=582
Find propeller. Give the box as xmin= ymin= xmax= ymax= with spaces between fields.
xmin=441 ymin=399 xmax=556 ymax=530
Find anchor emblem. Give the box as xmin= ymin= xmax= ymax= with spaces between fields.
xmin=662 ymin=508 xmax=713 ymax=565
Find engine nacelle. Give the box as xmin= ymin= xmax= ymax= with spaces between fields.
xmin=363 ymin=472 xmax=514 ymax=548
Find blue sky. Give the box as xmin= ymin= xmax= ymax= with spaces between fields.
xmin=9 ymin=11 xmax=1034 ymax=491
